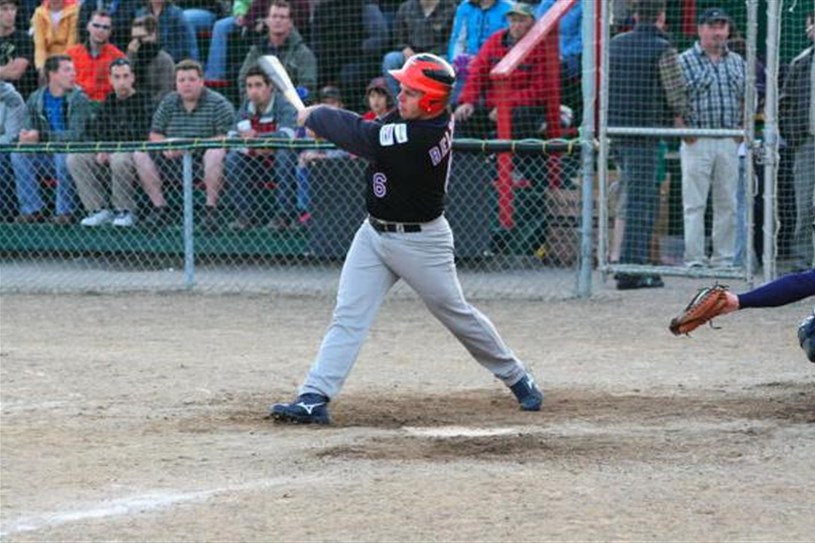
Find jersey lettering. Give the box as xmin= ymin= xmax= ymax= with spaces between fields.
xmin=372 ymin=172 xmax=387 ymax=198
xmin=428 ymin=122 xmax=454 ymax=166
xmin=379 ymin=123 xmax=409 ymax=147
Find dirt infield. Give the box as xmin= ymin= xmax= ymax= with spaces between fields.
xmin=1 ymin=281 xmax=814 ymax=541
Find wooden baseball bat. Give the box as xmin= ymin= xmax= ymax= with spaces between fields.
xmin=258 ymin=55 xmax=306 ymax=113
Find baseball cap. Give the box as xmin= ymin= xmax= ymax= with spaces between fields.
xmin=698 ymin=7 xmax=731 ymax=25
xmin=366 ymin=77 xmax=390 ymax=96
xmin=319 ymin=85 xmax=342 ymax=102
xmin=506 ymin=2 xmax=535 ymax=19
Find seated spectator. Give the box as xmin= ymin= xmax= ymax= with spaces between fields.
xmin=453 ymin=3 xmax=547 ymax=140
xmin=174 ymin=0 xmax=226 ymax=39
xmin=66 ymin=9 xmax=125 ymax=102
xmin=447 ymin=0 xmax=512 ymax=103
xmin=204 ymin=0 xmax=310 ymax=81
xmin=127 ymin=14 xmax=175 ymax=108
xmin=237 ymin=0 xmax=316 ymax=102
xmin=31 ymin=0 xmax=80 ymax=72
xmin=0 ymin=81 xmax=25 ymax=222
xmin=66 ymin=57 xmax=155 ymax=227
xmin=11 ymin=55 xmax=93 ymax=224
xmin=135 ymin=0 xmax=198 ymax=62
xmin=77 ymin=0 xmax=141 ymax=51
xmin=310 ymin=0 xmax=389 ymax=111
xmin=142 ymin=59 xmax=235 ymax=232
xmin=0 ymin=0 xmax=38 ymax=98
xmin=288 ymin=84 xmax=351 ymax=229
xmin=361 ymin=76 xmax=393 ymax=120
xmin=381 ymin=0 xmax=456 ymax=98
xmin=225 ymin=65 xmax=297 ymax=231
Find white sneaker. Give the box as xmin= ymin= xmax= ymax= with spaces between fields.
xmin=112 ymin=210 xmax=135 ymax=227
xmin=80 ymin=209 xmax=113 ymax=227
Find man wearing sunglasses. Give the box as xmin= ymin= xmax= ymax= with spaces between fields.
xmin=66 ymin=9 xmax=125 ymax=102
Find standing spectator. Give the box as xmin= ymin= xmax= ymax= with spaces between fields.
xmin=31 ymin=0 xmax=80 ymax=71
xmin=381 ymin=0 xmax=456 ymax=98
xmin=310 ymin=0 xmax=390 ymax=110
xmin=779 ymin=11 xmax=815 ymax=271
xmin=678 ymin=7 xmax=745 ymax=269
xmin=205 ymin=0 xmax=310 ymax=81
xmin=11 ymin=55 xmax=93 ymax=224
xmin=225 ymin=65 xmax=297 ymax=231
xmin=0 ymin=0 xmax=37 ymax=98
xmin=66 ymin=10 xmax=125 ymax=102
xmin=447 ymin=0 xmax=511 ymax=102
xmin=238 ymin=0 xmax=316 ymax=101
xmin=608 ymin=0 xmax=687 ymax=290
xmin=453 ymin=3 xmax=547 ymax=140
xmin=135 ymin=0 xmax=198 ymax=62
xmin=127 ymin=14 xmax=175 ymax=108
xmin=361 ymin=76 xmax=393 ymax=120
xmin=66 ymin=57 xmax=154 ymax=227
xmin=0 ymin=81 xmax=25 ymax=222
xmin=143 ymin=59 xmax=234 ymax=231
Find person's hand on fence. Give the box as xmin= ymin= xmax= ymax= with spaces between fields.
xmin=453 ymin=103 xmax=474 ymax=122
xmin=96 ymin=152 xmax=110 ymax=165
xmin=19 ymin=129 xmax=39 ymax=143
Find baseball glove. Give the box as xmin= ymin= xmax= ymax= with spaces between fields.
xmin=669 ymin=284 xmax=731 ymax=336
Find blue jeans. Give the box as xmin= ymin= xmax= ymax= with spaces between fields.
xmin=10 ymin=153 xmax=76 ymax=216
xmin=182 ymin=8 xmax=213 ymax=61
xmin=225 ymin=149 xmax=297 ymax=220
xmin=204 ymin=16 xmax=237 ymax=80
xmin=613 ymin=139 xmax=660 ymax=265
xmin=0 ymin=152 xmax=15 ymax=219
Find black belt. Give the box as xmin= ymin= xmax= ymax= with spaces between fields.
xmin=369 ymin=216 xmax=422 ymax=233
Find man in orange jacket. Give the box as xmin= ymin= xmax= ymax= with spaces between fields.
xmin=66 ymin=9 xmax=125 ymax=102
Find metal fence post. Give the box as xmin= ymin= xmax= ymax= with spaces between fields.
xmin=182 ymin=150 xmax=195 ymax=290
xmin=577 ymin=0 xmax=597 ymax=297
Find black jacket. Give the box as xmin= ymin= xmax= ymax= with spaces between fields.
xmin=91 ymin=90 xmax=153 ymax=141
xmin=780 ymin=46 xmax=814 ymax=149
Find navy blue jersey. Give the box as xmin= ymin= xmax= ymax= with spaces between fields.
xmin=305 ymin=106 xmax=454 ymax=222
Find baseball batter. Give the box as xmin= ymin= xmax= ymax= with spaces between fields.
xmin=270 ymin=54 xmax=542 ymax=424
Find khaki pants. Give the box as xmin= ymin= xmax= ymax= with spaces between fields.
xmin=680 ymin=137 xmax=739 ymax=267
xmin=67 ymin=152 xmax=137 ymax=213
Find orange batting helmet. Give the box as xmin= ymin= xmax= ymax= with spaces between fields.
xmin=389 ymin=53 xmax=456 ymax=115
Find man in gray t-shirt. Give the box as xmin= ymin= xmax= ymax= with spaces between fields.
xmin=141 ymin=59 xmax=235 ymax=232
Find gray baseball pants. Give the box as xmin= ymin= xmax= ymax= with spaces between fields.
xmin=300 ymin=215 xmax=529 ymax=399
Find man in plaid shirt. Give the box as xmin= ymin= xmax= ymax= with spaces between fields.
xmin=678 ymin=7 xmax=745 ymax=269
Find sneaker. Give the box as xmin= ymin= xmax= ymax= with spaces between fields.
xmin=51 ymin=213 xmax=75 ymax=226
xmin=80 ymin=209 xmax=114 ymax=227
xmin=142 ymin=206 xmax=171 ymax=230
xmin=269 ymin=393 xmax=330 ymax=424
xmin=112 ymin=210 xmax=136 ymax=227
xmin=616 ymin=274 xmax=664 ymax=290
xmin=14 ymin=212 xmax=47 ymax=224
xmin=798 ymin=314 xmax=815 ymax=363
xmin=509 ymin=373 xmax=543 ymax=411
xmin=228 ymin=215 xmax=253 ymax=231
xmin=200 ymin=206 xmax=220 ymax=233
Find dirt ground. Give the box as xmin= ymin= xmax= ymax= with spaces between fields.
xmin=1 ymin=279 xmax=814 ymax=541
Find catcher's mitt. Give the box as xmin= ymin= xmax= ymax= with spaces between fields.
xmin=669 ymin=284 xmax=731 ymax=336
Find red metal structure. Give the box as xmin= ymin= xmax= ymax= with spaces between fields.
xmin=489 ymin=0 xmax=578 ymax=229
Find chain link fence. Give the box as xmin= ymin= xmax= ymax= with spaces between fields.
xmin=0 ymin=138 xmax=584 ymax=298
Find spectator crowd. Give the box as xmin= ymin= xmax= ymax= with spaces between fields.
xmin=0 ymin=0 xmax=811 ymax=280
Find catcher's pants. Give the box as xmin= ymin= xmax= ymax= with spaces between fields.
xmin=299 ymin=215 xmax=529 ymax=399
xmin=681 ymin=137 xmax=739 ymax=267
xmin=791 ymin=137 xmax=815 ymax=269
xmin=67 ymin=152 xmax=138 ymax=213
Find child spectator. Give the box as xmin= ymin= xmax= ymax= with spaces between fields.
xmin=361 ymin=76 xmax=393 ymax=120
xmin=31 ymin=0 xmax=80 ymax=72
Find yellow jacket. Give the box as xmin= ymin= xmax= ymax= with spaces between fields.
xmin=32 ymin=0 xmax=80 ymax=70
